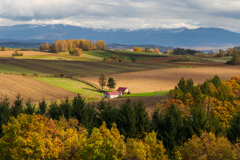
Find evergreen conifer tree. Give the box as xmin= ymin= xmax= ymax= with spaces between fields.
xmin=117 ymin=99 xmax=136 ymax=138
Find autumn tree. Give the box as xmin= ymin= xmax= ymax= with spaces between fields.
xmin=107 ymin=77 xmax=116 ymax=91
xmin=74 ymin=48 xmax=84 ymax=56
xmin=39 ymin=43 xmax=51 ymax=51
xmin=218 ymin=49 xmax=225 ymax=57
xmin=178 ymin=132 xmax=237 ymax=160
xmin=155 ymin=47 xmax=161 ymax=54
xmin=0 ymin=114 xmax=63 ymax=159
xmin=133 ymin=47 xmax=142 ymax=52
xmin=95 ymin=40 xmax=106 ymax=50
xmin=145 ymin=47 xmax=151 ymax=53
xmin=98 ymin=74 xmax=106 ymax=91
xmin=1 ymin=46 xmax=6 ymax=51
xmin=227 ymin=48 xmax=233 ymax=56
xmin=81 ymin=122 xmax=126 ymax=159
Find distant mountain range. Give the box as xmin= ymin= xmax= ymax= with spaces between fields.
xmin=0 ymin=24 xmax=239 ymax=49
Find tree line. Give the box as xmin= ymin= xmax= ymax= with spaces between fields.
xmin=39 ymin=39 xmax=106 ymax=53
xmin=1 ymin=76 xmax=240 ymax=159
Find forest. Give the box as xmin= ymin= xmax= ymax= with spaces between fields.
xmin=0 ymin=76 xmax=240 ymax=159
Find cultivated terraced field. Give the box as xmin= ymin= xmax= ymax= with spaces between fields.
xmin=79 ymin=66 xmax=240 ymax=93
xmin=0 ymin=74 xmax=77 ymax=103
xmin=0 ymin=59 xmax=179 ymax=76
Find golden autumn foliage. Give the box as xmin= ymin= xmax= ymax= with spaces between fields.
xmin=155 ymin=98 xmax=190 ymax=117
xmin=126 ymin=131 xmax=168 ymax=160
xmin=0 ymin=114 xmax=62 ymax=159
xmin=81 ymin=122 xmax=126 ymax=160
xmin=178 ymin=132 xmax=238 ymax=160
xmin=133 ymin=47 xmax=142 ymax=52
xmin=42 ymin=39 xmax=104 ymax=53
xmin=0 ymin=113 xmax=169 ymax=160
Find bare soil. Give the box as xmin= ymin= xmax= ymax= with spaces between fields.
xmin=79 ymin=66 xmax=240 ymax=93
xmin=0 ymin=51 xmax=51 ymax=57
xmin=0 ymin=74 xmax=77 ymax=103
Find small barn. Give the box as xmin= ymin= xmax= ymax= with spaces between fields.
xmin=117 ymin=87 xmax=130 ymax=95
xmin=104 ymin=92 xmax=119 ymax=99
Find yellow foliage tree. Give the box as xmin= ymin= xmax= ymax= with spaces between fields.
xmin=81 ymin=122 xmax=126 ymax=159
xmin=178 ymin=132 xmax=237 ymax=160
xmin=155 ymin=47 xmax=161 ymax=54
xmin=133 ymin=47 xmax=142 ymax=52
xmin=0 ymin=114 xmax=62 ymax=159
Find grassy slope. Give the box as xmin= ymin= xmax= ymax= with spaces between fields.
xmin=0 ymin=63 xmax=47 ymax=75
xmin=120 ymin=91 xmax=168 ymax=97
xmin=35 ymin=77 xmax=103 ymax=98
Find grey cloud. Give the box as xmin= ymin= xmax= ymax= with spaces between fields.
xmin=0 ymin=0 xmax=240 ymax=32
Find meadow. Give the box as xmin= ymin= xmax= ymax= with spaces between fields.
xmin=35 ymin=77 xmax=103 ymax=100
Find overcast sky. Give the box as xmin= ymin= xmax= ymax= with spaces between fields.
xmin=0 ymin=0 xmax=240 ymax=32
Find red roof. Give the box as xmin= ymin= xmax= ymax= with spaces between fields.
xmin=107 ymin=92 xmax=119 ymax=95
xmin=117 ymin=87 xmax=128 ymax=92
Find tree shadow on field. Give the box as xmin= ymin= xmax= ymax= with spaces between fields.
xmin=82 ymin=88 xmax=99 ymax=92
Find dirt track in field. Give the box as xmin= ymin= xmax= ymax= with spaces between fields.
xmin=79 ymin=66 xmax=240 ymax=93
xmin=0 ymin=51 xmax=51 ymax=56
xmin=0 ymin=74 xmax=77 ymax=103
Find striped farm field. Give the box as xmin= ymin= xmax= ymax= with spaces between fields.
xmin=78 ymin=65 xmax=240 ymax=93
xmin=0 ymin=74 xmax=77 ymax=103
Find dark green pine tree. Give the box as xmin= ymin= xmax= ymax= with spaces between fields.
xmin=24 ymin=98 xmax=35 ymax=115
xmin=117 ymin=99 xmax=136 ymax=138
xmin=72 ymin=94 xmax=86 ymax=124
xmin=96 ymin=99 xmax=118 ymax=129
xmin=211 ymin=75 xmax=222 ymax=89
xmin=39 ymin=99 xmax=47 ymax=115
xmin=157 ymin=103 xmax=186 ymax=157
xmin=60 ymin=97 xmax=72 ymax=120
xmin=81 ymin=104 xmax=97 ymax=132
xmin=107 ymin=77 xmax=116 ymax=91
xmin=133 ymin=100 xmax=150 ymax=138
xmin=200 ymin=80 xmax=212 ymax=96
xmin=10 ymin=94 xmax=23 ymax=118
xmin=227 ymin=112 xmax=240 ymax=143
xmin=47 ymin=101 xmax=61 ymax=120
xmin=0 ymin=97 xmax=10 ymax=136
xmin=177 ymin=77 xmax=186 ymax=91
xmin=185 ymin=78 xmax=194 ymax=93
xmin=189 ymin=104 xmax=209 ymax=137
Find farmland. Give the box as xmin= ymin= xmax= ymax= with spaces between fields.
xmin=35 ymin=77 xmax=103 ymax=100
xmin=0 ymin=74 xmax=77 ymax=103
xmin=79 ymin=66 xmax=240 ymax=93
xmin=0 ymin=58 xmax=179 ymax=76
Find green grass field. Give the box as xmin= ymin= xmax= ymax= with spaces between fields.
xmin=121 ymin=91 xmax=168 ymax=97
xmin=0 ymin=63 xmax=47 ymax=75
xmin=35 ymin=77 xmax=103 ymax=98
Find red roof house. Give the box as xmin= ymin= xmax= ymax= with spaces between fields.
xmin=104 ymin=92 xmax=119 ymax=99
xmin=117 ymin=87 xmax=129 ymax=95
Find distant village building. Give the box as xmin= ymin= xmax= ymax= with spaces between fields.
xmin=104 ymin=92 xmax=119 ymax=99
xmin=117 ymin=87 xmax=130 ymax=95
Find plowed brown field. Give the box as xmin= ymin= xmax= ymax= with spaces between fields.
xmin=0 ymin=51 xmax=51 ymax=56
xmin=0 ymin=74 xmax=77 ymax=103
xmin=79 ymin=66 xmax=240 ymax=93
